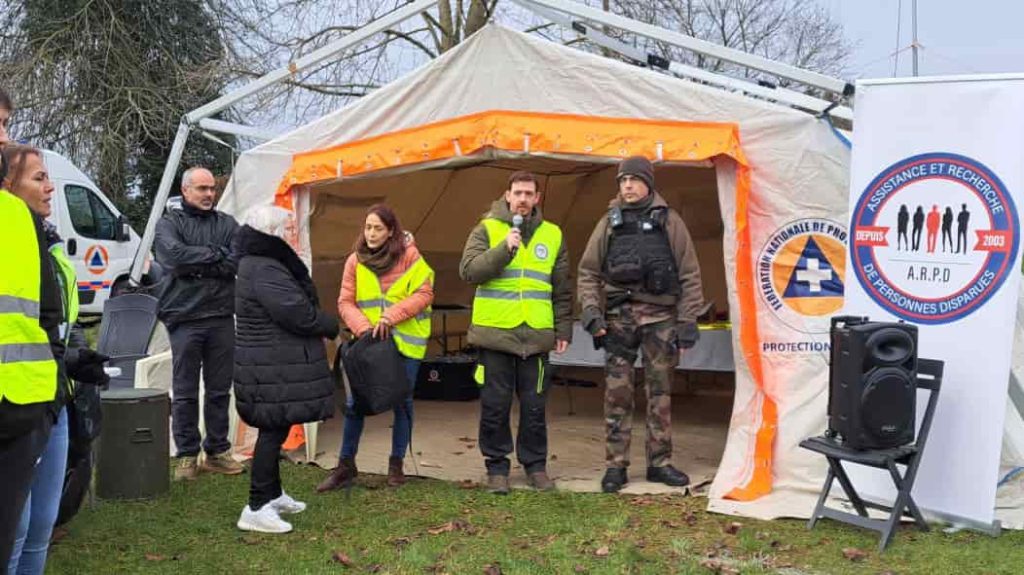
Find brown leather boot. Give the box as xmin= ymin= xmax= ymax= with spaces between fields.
xmin=386 ymin=456 xmax=406 ymax=487
xmin=316 ymin=457 xmax=357 ymax=493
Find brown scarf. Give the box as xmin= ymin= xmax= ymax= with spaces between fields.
xmin=356 ymin=242 xmax=397 ymax=275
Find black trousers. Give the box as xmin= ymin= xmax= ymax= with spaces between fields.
xmin=0 ymin=417 xmax=52 ymax=566
xmin=168 ymin=316 xmax=234 ymax=457
xmin=249 ymin=426 xmax=289 ymax=511
xmin=478 ymin=349 xmax=551 ymax=476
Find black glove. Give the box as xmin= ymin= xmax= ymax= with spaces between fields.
xmin=66 ymin=348 xmax=111 ymax=386
xmin=675 ymin=321 xmax=700 ymax=350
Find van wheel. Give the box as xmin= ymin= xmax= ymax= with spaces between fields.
xmin=110 ymin=278 xmax=130 ymax=299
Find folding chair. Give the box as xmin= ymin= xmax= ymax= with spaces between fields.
xmin=800 ymin=357 xmax=944 ymax=552
xmin=95 ymin=293 xmax=160 ymax=388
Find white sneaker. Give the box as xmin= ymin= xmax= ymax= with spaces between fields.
xmin=269 ymin=491 xmax=306 ymax=515
xmin=237 ymin=504 xmax=293 ymax=534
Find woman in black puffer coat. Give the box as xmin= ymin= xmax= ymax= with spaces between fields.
xmin=232 ymin=205 xmax=339 ymax=534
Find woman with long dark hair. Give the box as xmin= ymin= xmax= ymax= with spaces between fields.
xmin=317 ymin=204 xmax=434 ymax=492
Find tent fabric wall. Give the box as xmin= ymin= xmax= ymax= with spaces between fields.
xmin=222 ymin=24 xmax=1021 ymax=521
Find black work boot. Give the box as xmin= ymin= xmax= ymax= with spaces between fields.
xmin=601 ymin=468 xmax=628 ymax=493
xmin=646 ymin=465 xmax=690 ymax=487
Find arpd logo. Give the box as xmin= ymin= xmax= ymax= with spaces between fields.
xmin=850 ymin=152 xmax=1019 ymax=324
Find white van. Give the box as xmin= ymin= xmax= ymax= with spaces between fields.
xmin=43 ymin=150 xmax=142 ymax=315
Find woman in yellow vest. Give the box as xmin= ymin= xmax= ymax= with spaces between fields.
xmin=2 ymin=145 xmax=109 ymax=574
xmin=0 ymin=95 xmax=59 ymax=566
xmin=317 ymin=204 xmax=434 ymax=492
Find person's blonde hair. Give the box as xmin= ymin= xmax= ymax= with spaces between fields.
xmin=244 ymin=205 xmax=292 ymax=239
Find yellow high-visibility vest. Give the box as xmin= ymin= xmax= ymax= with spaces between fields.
xmin=355 ymin=257 xmax=434 ymax=359
xmin=471 ymin=218 xmax=562 ymax=330
xmin=0 ymin=190 xmax=57 ymax=405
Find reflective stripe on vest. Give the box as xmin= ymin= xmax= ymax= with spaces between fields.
xmin=471 ymin=218 xmax=562 ymax=330
xmin=0 ymin=190 xmax=57 ymax=405
xmin=354 ymin=257 xmax=434 ymax=359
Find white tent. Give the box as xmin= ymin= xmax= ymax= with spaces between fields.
xmin=213 ymin=24 xmax=1024 ymax=523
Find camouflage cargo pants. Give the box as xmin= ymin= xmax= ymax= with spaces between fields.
xmin=604 ymin=316 xmax=677 ymax=469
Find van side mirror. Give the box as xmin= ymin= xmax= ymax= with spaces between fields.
xmin=115 ymin=215 xmax=131 ymax=242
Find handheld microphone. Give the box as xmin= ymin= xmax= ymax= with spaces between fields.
xmin=511 ymin=214 xmax=523 ymax=258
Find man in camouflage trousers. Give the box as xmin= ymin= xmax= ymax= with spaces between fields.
xmin=577 ymin=156 xmax=705 ymax=493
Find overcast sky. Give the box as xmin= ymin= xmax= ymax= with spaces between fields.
xmin=819 ymin=0 xmax=1024 ymax=79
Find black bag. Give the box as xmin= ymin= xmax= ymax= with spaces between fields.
xmin=340 ymin=333 xmax=410 ymax=416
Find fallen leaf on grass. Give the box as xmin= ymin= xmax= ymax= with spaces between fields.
xmin=427 ymin=519 xmax=470 ymax=535
xmin=388 ymin=536 xmax=412 ymax=549
xmin=630 ymin=497 xmax=655 ymax=506
xmin=144 ymin=553 xmax=166 ymax=562
xmin=684 ymin=512 xmax=698 ymax=526
xmin=594 ymin=546 xmax=610 ymax=557
xmin=366 ymin=565 xmax=383 ymax=573
xmin=660 ymin=520 xmax=682 ymax=529
xmin=841 ymin=547 xmax=867 ymax=562
xmin=331 ymin=551 xmax=355 ymax=567
xmin=724 ymin=522 xmax=743 ymax=535
xmin=483 ymin=564 xmax=502 ymax=574
xmin=457 ymin=480 xmax=479 ymax=489
xmin=573 ymin=566 xmax=587 ymax=574
xmin=699 ymin=558 xmax=739 ymax=574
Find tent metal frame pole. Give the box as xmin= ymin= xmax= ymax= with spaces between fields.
xmin=197 ymin=118 xmax=275 ymax=142
xmin=517 ymin=0 xmax=853 ymax=122
xmin=128 ymin=0 xmax=440 ymax=284
xmin=515 ymin=0 xmax=853 ymax=98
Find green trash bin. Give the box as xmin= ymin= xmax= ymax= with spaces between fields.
xmin=96 ymin=388 xmax=170 ymax=500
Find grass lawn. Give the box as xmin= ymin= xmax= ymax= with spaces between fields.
xmin=46 ymin=464 xmax=1024 ymax=574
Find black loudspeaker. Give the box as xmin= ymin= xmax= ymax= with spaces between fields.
xmin=827 ymin=316 xmax=918 ymax=450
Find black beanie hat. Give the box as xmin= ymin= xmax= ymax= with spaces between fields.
xmin=616 ymin=156 xmax=655 ymax=191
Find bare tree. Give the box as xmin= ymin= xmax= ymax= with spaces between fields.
xmin=607 ymin=0 xmax=851 ymax=92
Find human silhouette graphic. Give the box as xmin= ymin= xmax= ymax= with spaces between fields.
xmin=942 ymin=206 xmax=954 ymax=252
xmin=897 ymin=204 xmax=910 ymax=251
xmin=912 ymin=206 xmax=924 ymax=251
xmin=957 ymin=204 xmax=971 ymax=254
xmin=925 ymin=205 xmax=940 ymax=253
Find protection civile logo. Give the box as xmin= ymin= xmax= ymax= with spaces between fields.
xmin=850 ymin=152 xmax=1019 ymax=324
xmin=758 ymin=218 xmax=848 ymax=334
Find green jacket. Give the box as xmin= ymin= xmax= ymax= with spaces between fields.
xmin=460 ymin=199 xmax=572 ymax=357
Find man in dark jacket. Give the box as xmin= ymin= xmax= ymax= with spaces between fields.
xmin=459 ymin=171 xmax=572 ymax=494
xmin=577 ymin=156 xmax=705 ymax=494
xmin=154 ymin=167 xmax=243 ymax=480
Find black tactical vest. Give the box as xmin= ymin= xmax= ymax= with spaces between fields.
xmin=604 ymin=205 xmax=680 ymax=296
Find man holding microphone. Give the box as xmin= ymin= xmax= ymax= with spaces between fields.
xmin=460 ymin=171 xmax=572 ymax=494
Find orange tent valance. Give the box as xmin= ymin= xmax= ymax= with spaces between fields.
xmin=274 ymin=110 xmax=748 ymax=201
